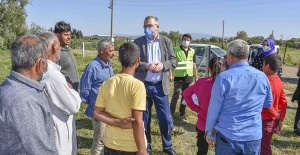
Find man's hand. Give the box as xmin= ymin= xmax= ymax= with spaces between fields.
xmin=205 ymin=131 xmax=216 ymax=146
xmin=153 ymin=62 xmax=164 ymax=72
xmin=146 ymin=63 xmax=157 ymax=72
xmin=276 ymin=120 xmax=283 ymax=136
xmin=117 ymin=117 xmax=135 ymax=129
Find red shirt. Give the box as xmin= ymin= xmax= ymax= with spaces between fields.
xmin=261 ymin=75 xmax=287 ymax=121
xmin=183 ymin=77 xmax=213 ymax=131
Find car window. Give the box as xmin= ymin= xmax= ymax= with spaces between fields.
xmin=192 ymin=47 xmax=205 ymax=56
xmin=211 ymin=48 xmax=227 ymax=57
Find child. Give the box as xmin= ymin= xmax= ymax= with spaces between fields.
xmin=183 ymin=57 xmax=226 ymax=155
xmin=261 ymin=53 xmax=287 ymax=155
xmin=93 ymin=42 xmax=147 ymax=155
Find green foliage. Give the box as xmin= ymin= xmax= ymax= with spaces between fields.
xmin=248 ymin=36 xmax=264 ymax=44
xmin=71 ymin=29 xmax=83 ymax=39
xmin=159 ymin=31 xmax=182 ymax=46
xmin=28 ymin=22 xmax=47 ymax=34
xmin=235 ymin=30 xmax=248 ymax=41
xmin=0 ymin=0 xmax=29 ymax=49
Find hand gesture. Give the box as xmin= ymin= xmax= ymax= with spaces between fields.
xmin=118 ymin=117 xmax=135 ymax=129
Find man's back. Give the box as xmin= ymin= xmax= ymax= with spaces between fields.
xmin=96 ymin=74 xmax=146 ymax=152
xmin=0 ymin=71 xmax=57 ymax=155
xmin=207 ymin=62 xmax=272 ymax=141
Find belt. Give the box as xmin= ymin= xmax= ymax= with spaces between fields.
xmin=144 ymin=81 xmax=162 ymax=86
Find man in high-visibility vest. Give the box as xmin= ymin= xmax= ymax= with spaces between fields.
xmin=170 ymin=33 xmax=197 ymax=122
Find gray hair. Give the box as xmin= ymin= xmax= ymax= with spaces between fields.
xmin=144 ymin=16 xmax=159 ymax=25
xmin=97 ymin=39 xmax=114 ymax=52
xmin=227 ymin=39 xmax=249 ymax=59
xmin=36 ymin=31 xmax=59 ymax=48
xmin=118 ymin=42 xmax=140 ymax=67
xmin=10 ymin=35 xmax=47 ymax=71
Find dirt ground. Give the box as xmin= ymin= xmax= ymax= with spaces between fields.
xmin=281 ymin=65 xmax=299 ymax=107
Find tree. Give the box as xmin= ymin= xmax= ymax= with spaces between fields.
xmin=209 ymin=36 xmax=218 ymax=43
xmin=235 ymin=31 xmax=248 ymax=41
xmin=28 ymin=22 xmax=47 ymax=34
xmin=159 ymin=31 xmax=169 ymax=38
xmin=168 ymin=31 xmax=181 ymax=46
xmin=249 ymin=36 xmax=264 ymax=44
xmin=0 ymin=0 xmax=29 ymax=49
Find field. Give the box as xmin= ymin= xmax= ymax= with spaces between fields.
xmin=1 ymin=48 xmax=300 ymax=155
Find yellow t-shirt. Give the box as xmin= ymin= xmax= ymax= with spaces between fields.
xmin=95 ymin=74 xmax=147 ymax=152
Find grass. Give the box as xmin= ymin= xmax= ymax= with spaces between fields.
xmin=1 ymin=48 xmax=300 ymax=155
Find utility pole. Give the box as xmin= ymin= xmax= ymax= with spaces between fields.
xmin=222 ymin=20 xmax=225 ymax=49
xmin=108 ymin=0 xmax=114 ymax=42
xmin=271 ymin=30 xmax=274 ymax=39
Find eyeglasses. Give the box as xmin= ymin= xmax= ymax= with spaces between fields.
xmin=143 ymin=24 xmax=158 ymax=28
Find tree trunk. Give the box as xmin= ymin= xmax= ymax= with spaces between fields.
xmin=283 ymin=44 xmax=288 ymax=64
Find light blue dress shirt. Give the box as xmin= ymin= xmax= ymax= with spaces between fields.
xmin=80 ymin=57 xmax=114 ymax=118
xmin=205 ymin=62 xmax=272 ymax=141
xmin=145 ymin=36 xmax=163 ymax=82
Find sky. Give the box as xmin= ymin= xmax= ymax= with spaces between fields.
xmin=25 ymin=0 xmax=300 ymax=39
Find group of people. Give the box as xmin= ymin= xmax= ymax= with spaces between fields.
xmin=0 ymin=21 xmax=81 ymax=155
xmin=0 ymin=15 xmax=298 ymax=155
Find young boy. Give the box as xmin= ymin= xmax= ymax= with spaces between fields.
xmin=93 ymin=42 xmax=147 ymax=155
xmin=261 ymin=53 xmax=287 ymax=155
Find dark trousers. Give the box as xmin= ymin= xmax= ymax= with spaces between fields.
xmin=144 ymin=83 xmax=173 ymax=153
xmin=295 ymin=100 xmax=300 ymax=129
xmin=196 ymin=128 xmax=209 ymax=155
xmin=104 ymin=146 xmax=136 ymax=155
xmin=261 ymin=119 xmax=276 ymax=155
xmin=170 ymin=81 xmax=192 ymax=116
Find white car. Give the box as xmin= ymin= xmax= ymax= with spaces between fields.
xmin=189 ymin=44 xmax=227 ymax=71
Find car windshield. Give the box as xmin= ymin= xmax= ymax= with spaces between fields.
xmin=211 ymin=48 xmax=227 ymax=56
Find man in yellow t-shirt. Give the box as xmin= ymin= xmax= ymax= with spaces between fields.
xmin=94 ymin=42 xmax=147 ymax=155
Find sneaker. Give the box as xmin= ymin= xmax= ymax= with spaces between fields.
xmin=180 ymin=115 xmax=187 ymax=122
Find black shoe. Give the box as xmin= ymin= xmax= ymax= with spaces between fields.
xmin=294 ymin=129 xmax=300 ymax=136
xmin=163 ymin=149 xmax=178 ymax=155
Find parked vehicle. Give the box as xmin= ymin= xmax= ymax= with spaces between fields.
xmin=248 ymin=44 xmax=282 ymax=78
xmin=248 ymin=44 xmax=280 ymax=65
xmin=189 ymin=44 xmax=227 ymax=71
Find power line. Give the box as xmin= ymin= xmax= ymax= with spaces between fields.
xmin=114 ymin=0 xmax=294 ymax=10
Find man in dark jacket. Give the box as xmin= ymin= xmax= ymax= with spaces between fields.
xmin=134 ymin=15 xmax=178 ymax=155
xmin=54 ymin=21 xmax=79 ymax=91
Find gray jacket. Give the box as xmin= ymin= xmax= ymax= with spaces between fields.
xmin=134 ymin=35 xmax=177 ymax=95
xmin=0 ymin=71 xmax=57 ymax=155
xmin=57 ymin=46 xmax=79 ymax=91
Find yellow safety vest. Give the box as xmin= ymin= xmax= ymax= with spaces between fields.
xmin=174 ymin=46 xmax=195 ymax=77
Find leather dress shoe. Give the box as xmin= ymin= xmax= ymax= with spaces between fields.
xmin=163 ymin=149 xmax=178 ymax=155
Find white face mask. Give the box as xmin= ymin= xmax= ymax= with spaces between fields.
xmin=182 ymin=40 xmax=190 ymax=47
xmin=263 ymin=46 xmax=271 ymax=52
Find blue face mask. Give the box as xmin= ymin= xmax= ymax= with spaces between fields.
xmin=41 ymin=67 xmax=49 ymax=81
xmin=144 ymin=27 xmax=155 ymax=39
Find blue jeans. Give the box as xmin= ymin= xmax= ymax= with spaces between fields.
xmin=216 ymin=132 xmax=261 ymax=155
xmin=144 ymin=82 xmax=173 ymax=153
